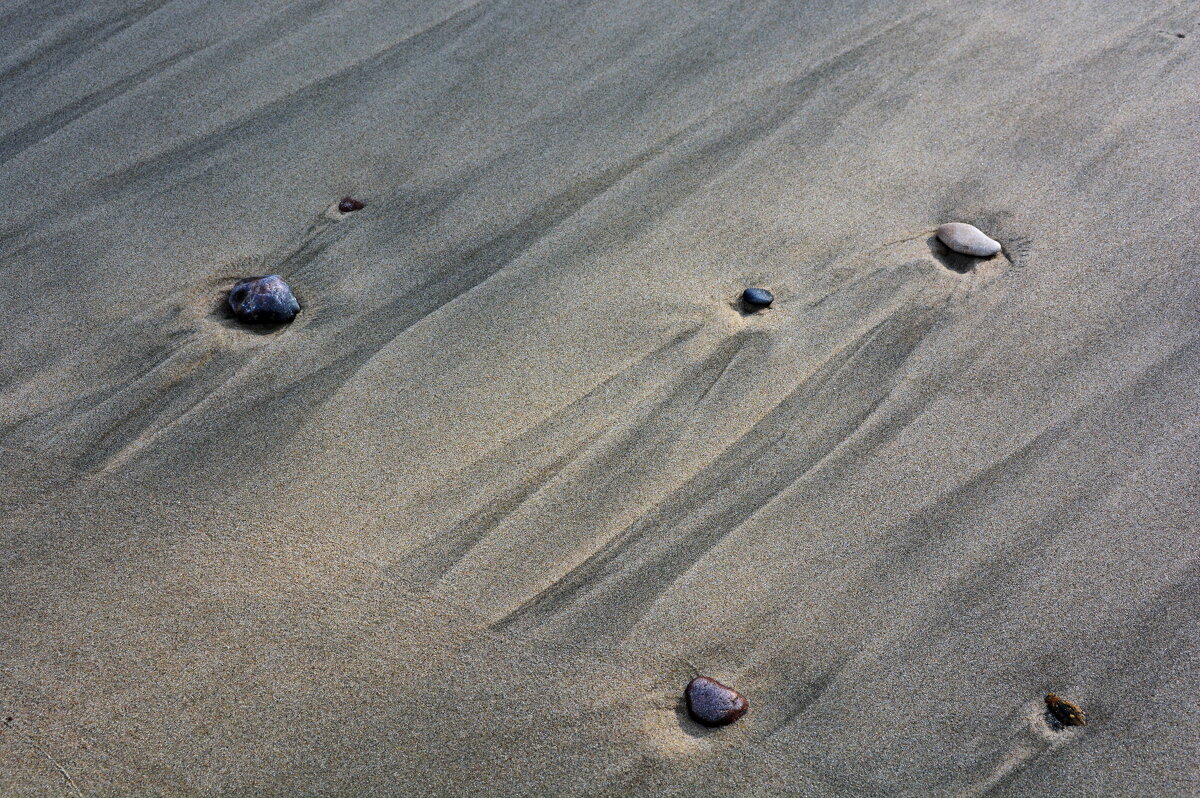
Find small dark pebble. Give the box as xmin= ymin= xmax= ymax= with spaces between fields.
xmin=1045 ymin=693 xmax=1086 ymax=727
xmin=741 ymin=287 xmax=774 ymax=309
xmin=228 ymin=275 xmax=300 ymax=324
xmin=338 ymin=196 xmax=365 ymax=213
xmin=685 ymin=676 xmax=748 ymax=727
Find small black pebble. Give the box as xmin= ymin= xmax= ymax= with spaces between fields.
xmin=228 ymin=275 xmax=301 ymax=324
xmin=741 ymin=287 xmax=774 ymax=309
xmin=338 ymin=196 xmax=365 ymax=213
xmin=685 ymin=676 xmax=748 ymax=727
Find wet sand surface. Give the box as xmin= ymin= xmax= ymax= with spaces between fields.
xmin=2 ymin=1 xmax=1198 ymax=795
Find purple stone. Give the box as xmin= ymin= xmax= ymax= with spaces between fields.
xmin=228 ymin=275 xmax=300 ymax=324
xmin=338 ymin=196 xmax=365 ymax=213
xmin=685 ymin=676 xmax=748 ymax=727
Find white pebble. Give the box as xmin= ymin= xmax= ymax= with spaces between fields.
xmin=936 ymin=222 xmax=1002 ymax=257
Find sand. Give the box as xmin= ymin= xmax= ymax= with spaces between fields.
xmin=2 ymin=0 xmax=1198 ymax=795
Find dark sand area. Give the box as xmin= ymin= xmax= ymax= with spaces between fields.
xmin=2 ymin=0 xmax=1198 ymax=794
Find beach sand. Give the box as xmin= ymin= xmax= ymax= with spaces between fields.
xmin=2 ymin=1 xmax=1198 ymax=794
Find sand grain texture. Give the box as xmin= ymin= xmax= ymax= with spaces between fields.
xmin=2 ymin=0 xmax=1198 ymax=795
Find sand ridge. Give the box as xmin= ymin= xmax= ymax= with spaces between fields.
xmin=2 ymin=0 xmax=1198 ymax=795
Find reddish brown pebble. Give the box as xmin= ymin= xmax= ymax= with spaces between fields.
xmin=685 ymin=676 xmax=748 ymax=727
xmin=338 ymin=196 xmax=365 ymax=213
xmin=1045 ymin=693 xmax=1086 ymax=727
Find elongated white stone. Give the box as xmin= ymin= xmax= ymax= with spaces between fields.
xmin=936 ymin=222 xmax=1002 ymax=257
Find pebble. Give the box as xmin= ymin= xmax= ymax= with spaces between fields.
xmin=228 ymin=275 xmax=300 ymax=324
xmin=936 ymin=222 xmax=1002 ymax=257
xmin=685 ymin=676 xmax=748 ymax=727
xmin=338 ymin=196 xmax=365 ymax=213
xmin=1044 ymin=693 xmax=1086 ymax=727
xmin=741 ymin=287 xmax=774 ymax=309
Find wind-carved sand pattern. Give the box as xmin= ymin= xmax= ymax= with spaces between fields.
xmin=0 ymin=144 xmax=701 ymax=486
xmin=5 ymin=0 xmax=1200 ymax=791
xmin=0 ymin=209 xmax=343 ymax=476
xmin=956 ymin=698 xmax=1087 ymax=797
xmin=391 ymin=234 xmax=1010 ymax=652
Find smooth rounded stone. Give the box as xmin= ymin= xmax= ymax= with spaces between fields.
xmin=685 ymin=676 xmax=748 ymax=727
xmin=228 ymin=275 xmax=300 ymax=324
xmin=741 ymin=287 xmax=774 ymax=309
xmin=338 ymin=196 xmax=365 ymax=213
xmin=1044 ymin=693 xmax=1086 ymax=727
xmin=936 ymin=222 xmax=1002 ymax=257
